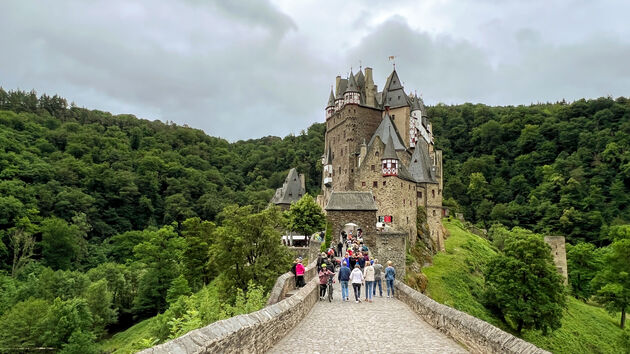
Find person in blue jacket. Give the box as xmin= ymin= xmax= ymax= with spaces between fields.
xmin=337 ymin=260 xmax=351 ymax=301
xmin=385 ymin=261 xmax=396 ymax=298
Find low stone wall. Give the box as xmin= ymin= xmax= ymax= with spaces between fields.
xmin=370 ymin=231 xmax=406 ymax=279
xmin=395 ymin=281 xmax=550 ymax=354
xmin=266 ymin=260 xmax=317 ymax=306
xmin=140 ymin=276 xmax=319 ymax=354
xmin=287 ymin=239 xmax=322 ymax=264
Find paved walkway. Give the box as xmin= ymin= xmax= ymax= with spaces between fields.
xmin=269 ymin=279 xmax=468 ymax=353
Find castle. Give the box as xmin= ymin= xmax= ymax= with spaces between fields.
xmin=316 ymin=67 xmax=444 ymax=250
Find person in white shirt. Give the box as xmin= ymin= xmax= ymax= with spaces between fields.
xmin=350 ymin=264 xmax=364 ymax=303
xmin=363 ymin=261 xmax=375 ymax=302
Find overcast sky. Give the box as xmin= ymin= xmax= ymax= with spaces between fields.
xmin=1 ymin=1 xmax=629 ymax=141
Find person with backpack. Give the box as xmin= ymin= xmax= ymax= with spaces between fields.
xmin=350 ymin=264 xmax=364 ymax=303
xmin=385 ymin=261 xmax=396 ymax=297
xmin=338 ymin=260 xmax=351 ymax=301
xmin=318 ymin=263 xmax=334 ymax=300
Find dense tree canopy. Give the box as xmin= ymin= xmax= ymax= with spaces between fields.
xmin=430 ymin=97 xmax=630 ymax=245
xmin=484 ymin=228 xmax=567 ymax=334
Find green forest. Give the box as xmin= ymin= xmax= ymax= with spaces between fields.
xmin=0 ymin=88 xmax=629 ymax=352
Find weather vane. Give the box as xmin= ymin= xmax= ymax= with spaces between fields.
xmin=388 ymin=55 xmax=396 ymax=69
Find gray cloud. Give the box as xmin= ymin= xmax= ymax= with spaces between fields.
xmin=0 ymin=0 xmax=629 ymax=140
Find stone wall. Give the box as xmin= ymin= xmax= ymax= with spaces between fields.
xmin=326 ymin=209 xmax=376 ymax=244
xmin=354 ymin=140 xmax=417 ymax=239
xmin=287 ymin=239 xmax=322 ymax=264
xmin=394 ymin=281 xmax=549 ymax=354
xmin=140 ymin=265 xmax=320 ymax=354
xmin=367 ymin=231 xmax=406 ymax=278
xmin=544 ymin=236 xmax=568 ymax=285
xmin=266 ymin=260 xmax=317 ymax=306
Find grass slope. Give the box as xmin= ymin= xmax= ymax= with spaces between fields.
xmin=421 ymin=219 xmax=625 ymax=354
xmin=99 ymin=317 xmax=156 ymax=354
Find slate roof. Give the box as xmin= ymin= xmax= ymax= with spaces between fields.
xmin=382 ymin=134 xmax=398 ymax=160
xmin=355 ymin=70 xmax=365 ymax=89
xmin=368 ymin=113 xmax=406 ymax=151
xmin=381 ymin=69 xmax=408 ymax=109
xmin=345 ymin=71 xmax=359 ymax=93
xmin=325 ymin=191 xmax=378 ymax=211
xmin=270 ymin=168 xmax=305 ymax=205
xmin=408 ymin=139 xmax=438 ymax=184
xmin=327 ymin=90 xmax=335 ymax=107
xmin=336 ymin=79 xmax=348 ymax=99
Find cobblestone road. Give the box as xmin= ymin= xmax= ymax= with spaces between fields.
xmin=269 ymin=280 xmax=468 ymax=353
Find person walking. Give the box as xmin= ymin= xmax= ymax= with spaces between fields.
xmin=363 ymin=260 xmax=375 ymax=302
xmin=317 ymin=252 xmax=326 ymax=272
xmin=295 ymin=258 xmax=305 ymax=288
xmin=372 ymin=259 xmax=383 ymax=297
xmin=385 ymin=261 xmax=396 ymax=297
xmin=338 ymin=260 xmax=351 ymax=301
xmin=357 ymin=252 xmax=366 ymax=270
xmin=337 ymin=240 xmax=343 ymax=257
xmin=318 ymin=264 xmax=334 ymax=300
xmin=350 ymin=264 xmax=364 ymax=303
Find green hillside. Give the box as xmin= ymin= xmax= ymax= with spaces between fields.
xmin=421 ymin=219 xmax=626 ymax=354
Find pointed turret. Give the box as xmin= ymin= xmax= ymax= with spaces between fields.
xmin=381 ymin=134 xmax=399 ymax=177
xmin=381 ymin=69 xmax=408 ymax=109
xmin=326 ymin=89 xmax=335 ymax=118
xmin=344 ymin=71 xmax=360 ymax=105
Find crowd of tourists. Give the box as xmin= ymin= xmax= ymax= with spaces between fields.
xmin=291 ymin=229 xmax=397 ymax=303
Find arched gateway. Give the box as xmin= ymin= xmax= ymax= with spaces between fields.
xmin=324 ymin=191 xmax=377 ymax=245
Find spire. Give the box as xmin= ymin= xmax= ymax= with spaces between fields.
xmin=327 ymin=89 xmax=335 ymax=108
xmin=382 ymin=134 xmax=398 ymax=160
xmin=411 ymin=94 xmax=422 ymax=111
xmin=345 ymin=71 xmax=359 ymax=93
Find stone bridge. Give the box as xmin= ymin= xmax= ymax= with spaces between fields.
xmin=140 ymin=262 xmax=549 ymax=354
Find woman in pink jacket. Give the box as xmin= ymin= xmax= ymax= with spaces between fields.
xmin=295 ymin=258 xmax=305 ymax=288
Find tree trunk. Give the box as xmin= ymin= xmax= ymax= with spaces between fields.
xmin=517 ymin=320 xmax=523 ymax=334
xmin=621 ymin=306 xmax=626 ymax=329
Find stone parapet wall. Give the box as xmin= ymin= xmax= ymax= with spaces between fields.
xmin=394 ymin=281 xmax=550 ymax=354
xmin=140 ymin=274 xmax=319 ymax=354
xmin=287 ymin=239 xmax=322 ymax=264
xmin=369 ymin=231 xmax=406 ymax=278
xmin=266 ymin=260 xmax=317 ymax=306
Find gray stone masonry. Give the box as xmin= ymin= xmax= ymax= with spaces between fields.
xmin=140 ymin=262 xmax=320 ymax=354
xmin=269 ymin=279 xmax=467 ymax=353
xmin=394 ymin=280 xmax=550 ymax=354
xmin=267 ymin=260 xmax=317 ymax=306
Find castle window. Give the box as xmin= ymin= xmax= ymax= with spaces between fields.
xmin=392 ymin=114 xmax=395 ymax=119
xmin=289 ymin=193 xmax=292 ymax=197
xmin=438 ymin=189 xmax=441 ymax=195
xmin=400 ymin=182 xmax=402 ymax=187
xmin=403 ymin=199 xmax=405 ymax=206
xmin=417 ymin=191 xmax=422 ymax=198
xmin=383 ymin=181 xmax=386 ymax=187
xmin=389 ymin=97 xmax=392 ymax=102
xmin=351 ymin=168 xmax=354 ymax=173
xmin=339 ymin=167 xmax=341 ymax=174
xmin=375 ymin=151 xmax=379 ymax=157
xmin=371 ymin=165 xmax=375 ymax=171
xmin=433 ymin=210 xmax=436 ymax=216
xmin=432 ymin=189 xmax=435 ymax=198
xmin=398 ymin=95 xmax=401 ymax=100
xmin=362 ymin=181 xmax=366 ymax=187
xmin=373 ymin=181 xmax=378 ymax=188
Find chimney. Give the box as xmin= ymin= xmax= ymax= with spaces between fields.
xmin=335 ymin=76 xmax=341 ymax=97
xmin=364 ymin=67 xmax=375 ymax=107
xmin=299 ymin=174 xmax=305 ymax=192
xmin=359 ymin=139 xmax=367 ymax=167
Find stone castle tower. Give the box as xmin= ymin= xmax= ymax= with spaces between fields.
xmin=317 ymin=67 xmax=445 ymax=249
